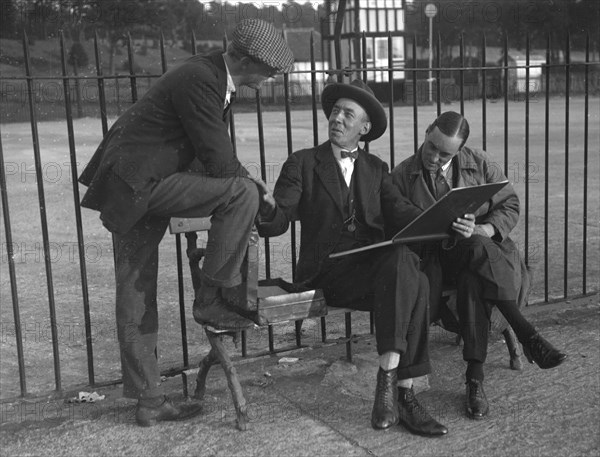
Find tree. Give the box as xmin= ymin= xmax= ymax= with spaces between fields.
xmin=1 ymin=0 xmax=18 ymax=38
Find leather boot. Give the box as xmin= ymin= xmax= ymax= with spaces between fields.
xmin=397 ymin=386 xmax=448 ymax=436
xmin=465 ymin=379 xmax=489 ymax=419
xmin=522 ymin=333 xmax=567 ymax=369
xmin=192 ymin=283 xmax=254 ymax=331
xmin=371 ymin=368 xmax=399 ymax=430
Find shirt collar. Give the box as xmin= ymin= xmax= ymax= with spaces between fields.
xmin=440 ymin=158 xmax=452 ymax=174
xmin=223 ymin=55 xmax=236 ymax=102
xmin=331 ymin=143 xmax=359 ymax=162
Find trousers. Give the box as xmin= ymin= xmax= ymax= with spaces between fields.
xmin=310 ymin=244 xmax=431 ymax=380
xmin=114 ymin=173 xmax=259 ymax=399
xmin=437 ymin=235 xmax=522 ymax=363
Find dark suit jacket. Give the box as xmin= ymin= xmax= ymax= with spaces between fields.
xmin=257 ymin=141 xmax=421 ymax=282
xmin=79 ymin=52 xmax=248 ymax=234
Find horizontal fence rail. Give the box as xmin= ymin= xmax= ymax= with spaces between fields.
xmin=0 ymin=30 xmax=598 ymax=401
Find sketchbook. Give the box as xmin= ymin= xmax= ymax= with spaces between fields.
xmin=329 ymin=181 xmax=509 ymax=258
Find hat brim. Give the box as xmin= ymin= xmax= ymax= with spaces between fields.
xmin=321 ymin=83 xmax=387 ymax=142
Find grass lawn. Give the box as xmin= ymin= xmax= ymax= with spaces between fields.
xmin=0 ymin=94 xmax=598 ymax=399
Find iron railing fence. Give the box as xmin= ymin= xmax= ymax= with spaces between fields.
xmin=0 ymin=30 xmax=598 ymax=401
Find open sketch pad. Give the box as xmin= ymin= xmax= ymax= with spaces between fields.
xmin=329 ymin=181 xmax=509 ymax=258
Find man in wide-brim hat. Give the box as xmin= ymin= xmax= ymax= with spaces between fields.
xmin=254 ymin=79 xmax=448 ymax=436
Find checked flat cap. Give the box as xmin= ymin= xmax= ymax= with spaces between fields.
xmin=231 ymin=19 xmax=294 ymax=73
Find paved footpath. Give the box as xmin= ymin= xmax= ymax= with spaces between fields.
xmin=1 ymin=295 xmax=598 ymax=457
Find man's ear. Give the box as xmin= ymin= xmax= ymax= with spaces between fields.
xmin=361 ymin=121 xmax=372 ymax=135
xmin=239 ymin=56 xmax=254 ymax=70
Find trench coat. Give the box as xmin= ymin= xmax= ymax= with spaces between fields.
xmin=392 ymin=146 xmax=530 ymax=327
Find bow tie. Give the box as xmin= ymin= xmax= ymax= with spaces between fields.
xmin=340 ymin=149 xmax=358 ymax=160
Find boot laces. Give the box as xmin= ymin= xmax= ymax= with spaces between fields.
xmin=467 ymin=379 xmax=483 ymax=399
xmin=375 ymin=371 xmax=396 ymax=406
xmin=530 ymin=334 xmax=554 ymax=361
xmin=402 ymin=387 xmax=431 ymax=421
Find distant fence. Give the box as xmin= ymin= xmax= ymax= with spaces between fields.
xmin=0 ymin=30 xmax=598 ymax=401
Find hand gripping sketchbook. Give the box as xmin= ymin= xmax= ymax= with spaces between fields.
xmin=329 ymin=181 xmax=509 ymax=258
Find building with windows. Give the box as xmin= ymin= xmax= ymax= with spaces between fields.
xmin=322 ymin=0 xmax=408 ymax=85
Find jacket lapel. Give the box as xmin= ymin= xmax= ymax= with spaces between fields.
xmin=315 ymin=142 xmax=344 ymax=216
xmin=353 ymin=148 xmax=378 ymax=217
xmin=205 ymin=52 xmax=230 ymax=120
xmin=455 ymin=149 xmax=478 ymax=188
xmin=408 ymin=148 xmax=437 ymax=210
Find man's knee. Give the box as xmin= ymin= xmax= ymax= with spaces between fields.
xmin=393 ymin=244 xmax=421 ymax=269
xmin=232 ymin=178 xmax=259 ymax=212
xmin=458 ymin=235 xmax=502 ymax=264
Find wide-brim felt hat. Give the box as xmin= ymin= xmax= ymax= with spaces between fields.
xmin=231 ymin=19 xmax=294 ymax=73
xmin=321 ymin=79 xmax=387 ymax=142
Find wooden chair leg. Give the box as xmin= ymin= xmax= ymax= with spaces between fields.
xmin=194 ymin=348 xmax=219 ymax=400
xmin=503 ymin=327 xmax=523 ymax=371
xmin=205 ymin=329 xmax=249 ymax=431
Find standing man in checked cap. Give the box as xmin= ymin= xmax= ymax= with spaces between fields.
xmin=79 ymin=19 xmax=294 ymax=427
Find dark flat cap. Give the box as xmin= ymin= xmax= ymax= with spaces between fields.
xmin=321 ymin=79 xmax=387 ymax=142
xmin=231 ymin=19 xmax=294 ymax=73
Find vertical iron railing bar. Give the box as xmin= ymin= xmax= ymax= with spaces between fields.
xmin=503 ymin=34 xmax=509 ymax=176
xmin=311 ymin=32 xmax=319 ymax=148
xmin=93 ymin=31 xmax=108 ymax=135
xmin=159 ymin=31 xmax=168 ymax=74
xmin=459 ymin=34 xmax=465 ymax=116
xmin=361 ymin=36 xmax=370 ymax=155
xmin=361 ymin=32 xmax=367 ymax=84
xmin=313 ymin=31 xmax=331 ymax=342
xmin=115 ymin=77 xmax=121 ymax=116
xmin=256 ymin=90 xmax=269 ymax=234
xmin=0 ymin=135 xmax=27 ymax=396
xmin=126 ymin=33 xmax=138 ymax=103
xmin=282 ymin=70 xmax=302 ymax=348
xmin=582 ymin=34 xmax=590 ymax=295
xmin=564 ymin=32 xmax=571 ymax=299
xmin=361 ymin=32 xmax=374 ymax=335
xmin=436 ymin=33 xmax=441 ymax=116
xmin=254 ymin=85 xmax=275 ymax=353
xmin=525 ymin=34 xmax=531 ymax=265
xmin=412 ymin=35 xmax=418 ymax=155
xmin=333 ymin=0 xmax=347 ymax=82
xmin=481 ymin=34 xmax=487 ymax=151
xmin=59 ymin=32 xmax=95 ymax=385
xmin=175 ymin=234 xmax=188 ymax=397
xmin=387 ymin=32 xmax=395 ymax=169
xmin=544 ymin=35 xmax=551 ymax=303
xmin=22 ymin=31 xmax=61 ymax=392
xmin=191 ymin=31 xmax=197 ymax=56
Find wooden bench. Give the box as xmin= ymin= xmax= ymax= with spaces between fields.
xmin=170 ymin=217 xmax=522 ymax=430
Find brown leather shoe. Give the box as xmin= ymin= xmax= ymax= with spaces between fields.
xmin=397 ymin=386 xmax=448 ymax=436
xmin=136 ymin=397 xmax=203 ymax=427
xmin=192 ymin=285 xmax=254 ymax=331
xmin=371 ymin=368 xmax=399 ymax=430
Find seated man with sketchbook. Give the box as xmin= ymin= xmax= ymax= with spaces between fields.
xmin=253 ymin=79 xmax=448 ymax=437
xmin=391 ymin=111 xmax=566 ymax=420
